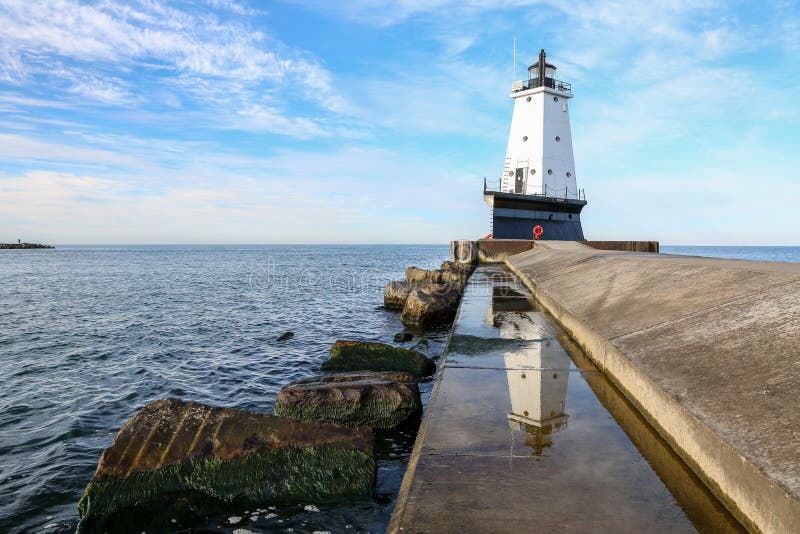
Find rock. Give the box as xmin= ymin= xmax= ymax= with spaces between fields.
xmin=384 ymin=281 xmax=413 ymax=310
xmin=441 ymin=261 xmax=476 ymax=276
xmin=322 ymin=341 xmax=436 ymax=377
xmin=77 ymin=398 xmax=375 ymax=532
xmin=275 ymin=372 xmax=421 ymax=429
xmin=401 ymin=284 xmax=462 ymax=328
xmin=405 ymin=266 xmax=436 ymax=283
xmin=387 ymin=268 xmax=468 ymax=311
xmin=394 ymin=332 xmax=413 ymax=342
xmin=405 ymin=266 xmax=465 ymax=285
xmin=276 ymin=331 xmax=294 ymax=342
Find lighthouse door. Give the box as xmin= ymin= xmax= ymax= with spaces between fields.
xmin=514 ymin=167 xmax=528 ymax=194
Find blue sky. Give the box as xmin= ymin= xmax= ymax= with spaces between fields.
xmin=0 ymin=0 xmax=798 ymax=245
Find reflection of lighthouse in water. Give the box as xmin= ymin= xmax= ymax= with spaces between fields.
xmin=505 ymin=339 xmax=570 ymax=456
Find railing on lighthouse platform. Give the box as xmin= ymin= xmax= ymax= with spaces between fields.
xmin=484 ymin=177 xmax=586 ymax=202
xmin=511 ymin=77 xmax=572 ymax=94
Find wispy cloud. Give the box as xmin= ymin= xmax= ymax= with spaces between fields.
xmin=0 ymin=0 xmax=347 ymax=137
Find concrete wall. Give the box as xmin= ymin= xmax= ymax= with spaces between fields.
xmin=506 ymin=241 xmax=800 ymax=533
xmin=451 ymin=239 xmax=534 ymax=264
xmin=450 ymin=240 xmax=479 ymax=264
xmin=581 ymin=240 xmax=659 ymax=253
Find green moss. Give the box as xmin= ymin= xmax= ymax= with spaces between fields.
xmin=274 ymin=396 xmax=421 ymax=429
xmin=322 ymin=342 xmax=435 ymax=377
xmin=77 ymin=446 xmax=375 ymax=532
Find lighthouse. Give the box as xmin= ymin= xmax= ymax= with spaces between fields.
xmin=484 ymin=49 xmax=587 ymax=240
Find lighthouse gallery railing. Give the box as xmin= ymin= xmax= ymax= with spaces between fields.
xmin=484 ymin=177 xmax=586 ymax=201
xmin=511 ymin=77 xmax=572 ymax=95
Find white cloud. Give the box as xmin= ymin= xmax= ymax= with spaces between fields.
xmin=0 ymin=93 xmax=72 ymax=111
xmin=0 ymin=133 xmax=145 ymax=169
xmin=229 ymin=105 xmax=328 ymax=138
xmin=0 ymin=138 xmax=486 ymax=243
xmin=0 ymin=0 xmax=347 ymax=136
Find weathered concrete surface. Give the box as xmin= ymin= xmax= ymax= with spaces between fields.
xmin=506 ymin=241 xmax=800 ymax=533
xmin=477 ymin=239 xmax=533 ymax=263
xmin=322 ymin=340 xmax=436 ymax=377
xmin=450 ymin=239 xmax=534 ymax=264
xmin=390 ymin=266 xmax=741 ymax=533
xmin=78 ymin=398 xmax=375 ymax=531
xmin=581 ymin=240 xmax=659 ymax=253
xmin=274 ymin=371 xmax=421 ymax=429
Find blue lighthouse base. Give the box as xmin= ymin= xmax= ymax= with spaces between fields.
xmin=485 ymin=191 xmax=587 ymax=241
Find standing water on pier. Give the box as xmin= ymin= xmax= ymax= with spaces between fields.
xmin=391 ymin=265 xmax=744 ymax=533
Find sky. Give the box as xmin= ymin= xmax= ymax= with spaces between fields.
xmin=0 ymin=0 xmax=799 ymax=245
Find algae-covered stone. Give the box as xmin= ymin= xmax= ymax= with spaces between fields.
xmin=275 ymin=372 xmax=421 ymax=429
xmin=322 ymin=340 xmax=436 ymax=377
xmin=401 ymin=284 xmax=462 ymax=328
xmin=77 ymin=398 xmax=375 ymax=532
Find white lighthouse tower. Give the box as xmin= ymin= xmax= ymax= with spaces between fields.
xmin=484 ymin=49 xmax=587 ymax=240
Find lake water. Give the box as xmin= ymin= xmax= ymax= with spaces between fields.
xmin=1 ymin=244 xmax=797 ymax=533
xmin=0 ymin=245 xmax=451 ymax=533
xmin=661 ymin=245 xmax=800 ymax=263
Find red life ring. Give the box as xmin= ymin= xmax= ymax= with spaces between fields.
xmin=533 ymin=225 xmax=544 ymax=240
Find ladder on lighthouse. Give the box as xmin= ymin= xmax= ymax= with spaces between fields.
xmin=502 ymin=157 xmax=512 ymax=191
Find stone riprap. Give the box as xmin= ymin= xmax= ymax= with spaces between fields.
xmin=385 ymin=263 xmax=474 ymax=318
xmin=401 ymin=284 xmax=462 ymax=327
xmin=384 ymin=280 xmax=416 ymax=310
xmin=440 ymin=260 xmax=476 ymax=276
xmin=506 ymin=240 xmax=800 ymax=533
xmin=405 ymin=266 xmax=466 ymax=285
xmin=322 ymin=340 xmax=436 ymax=377
xmin=77 ymin=398 xmax=375 ymax=532
xmin=274 ymin=372 xmax=422 ymax=429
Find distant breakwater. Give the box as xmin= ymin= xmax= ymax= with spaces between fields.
xmin=0 ymin=242 xmax=54 ymax=249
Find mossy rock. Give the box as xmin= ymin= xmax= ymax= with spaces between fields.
xmin=275 ymin=372 xmax=422 ymax=429
xmin=77 ymin=398 xmax=375 ymax=532
xmin=322 ymin=341 xmax=436 ymax=377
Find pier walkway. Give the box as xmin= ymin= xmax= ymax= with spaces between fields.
xmin=389 ymin=264 xmax=741 ymax=533
xmin=506 ymin=241 xmax=800 ymax=533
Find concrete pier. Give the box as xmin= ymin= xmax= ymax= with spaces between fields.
xmin=506 ymin=241 xmax=800 ymax=533
xmin=450 ymin=239 xmax=659 ymax=264
xmin=390 ymin=264 xmax=742 ymax=532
